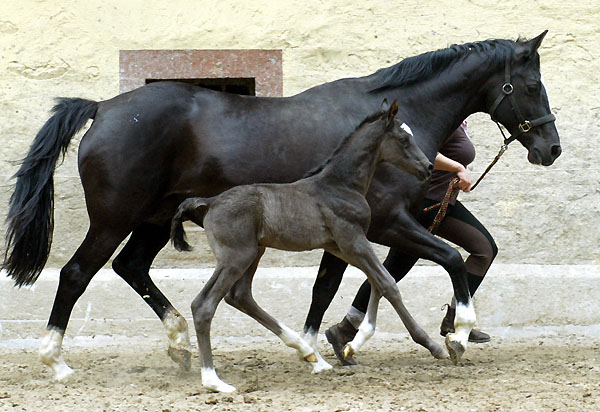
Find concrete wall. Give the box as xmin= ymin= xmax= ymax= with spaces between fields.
xmin=1 ymin=0 xmax=599 ymax=269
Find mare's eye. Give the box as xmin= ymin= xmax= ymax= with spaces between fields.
xmin=527 ymin=83 xmax=541 ymax=94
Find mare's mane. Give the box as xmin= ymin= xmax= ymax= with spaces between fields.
xmin=369 ymin=38 xmax=519 ymax=92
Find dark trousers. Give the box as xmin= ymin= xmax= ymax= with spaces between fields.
xmin=351 ymin=199 xmax=498 ymax=313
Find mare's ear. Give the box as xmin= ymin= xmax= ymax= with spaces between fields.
xmin=386 ymin=100 xmax=398 ymax=127
xmin=515 ymin=30 xmax=548 ymax=61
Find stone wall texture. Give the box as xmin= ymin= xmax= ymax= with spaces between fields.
xmin=1 ymin=0 xmax=598 ymax=269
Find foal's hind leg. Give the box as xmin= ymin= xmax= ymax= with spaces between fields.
xmin=112 ymin=222 xmax=192 ymax=370
xmin=224 ymin=248 xmax=329 ymax=373
xmin=191 ymin=244 xmax=261 ymax=393
xmin=40 ymin=225 xmax=130 ymax=380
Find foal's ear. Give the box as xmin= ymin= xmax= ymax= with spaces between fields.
xmin=386 ymin=100 xmax=398 ymax=127
xmin=380 ymin=98 xmax=390 ymax=112
xmin=516 ymin=30 xmax=548 ymax=61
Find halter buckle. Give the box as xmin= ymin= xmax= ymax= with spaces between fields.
xmin=502 ymin=83 xmax=514 ymax=95
xmin=519 ymin=120 xmax=532 ymax=133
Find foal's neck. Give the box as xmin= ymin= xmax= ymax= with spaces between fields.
xmin=316 ymin=121 xmax=384 ymax=195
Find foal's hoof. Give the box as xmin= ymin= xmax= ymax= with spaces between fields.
xmin=445 ymin=335 xmax=465 ymax=365
xmin=168 ymin=347 xmax=192 ymax=371
xmin=430 ymin=342 xmax=450 ymax=360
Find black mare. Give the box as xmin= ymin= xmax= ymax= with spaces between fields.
xmin=3 ymin=32 xmax=560 ymax=379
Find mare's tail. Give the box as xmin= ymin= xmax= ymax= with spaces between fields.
xmin=170 ymin=197 xmax=212 ymax=252
xmin=3 ymin=98 xmax=98 ymax=287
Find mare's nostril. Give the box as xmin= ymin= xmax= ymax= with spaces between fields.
xmin=551 ymin=145 xmax=562 ymax=158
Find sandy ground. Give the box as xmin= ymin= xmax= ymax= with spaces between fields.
xmin=1 ymin=333 xmax=599 ymax=412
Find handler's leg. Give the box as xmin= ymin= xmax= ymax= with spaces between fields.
xmin=436 ymin=201 xmax=498 ymax=343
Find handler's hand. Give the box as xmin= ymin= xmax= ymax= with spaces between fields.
xmin=456 ymin=167 xmax=472 ymax=192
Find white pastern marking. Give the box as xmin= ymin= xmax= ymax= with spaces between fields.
xmin=278 ymin=323 xmax=313 ymax=358
xmin=453 ymin=301 xmax=477 ymax=346
xmin=163 ymin=310 xmax=191 ymax=351
xmin=348 ymin=313 xmax=375 ymax=353
xmin=201 ymin=367 xmax=236 ymax=393
xmin=39 ymin=329 xmax=74 ymax=381
xmin=400 ymin=123 xmax=413 ymax=136
xmin=300 ymin=330 xmax=333 ymax=373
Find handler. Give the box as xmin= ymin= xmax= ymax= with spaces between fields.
xmin=326 ymin=121 xmax=498 ymax=365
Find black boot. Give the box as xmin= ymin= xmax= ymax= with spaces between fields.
xmin=440 ymin=304 xmax=491 ymax=343
xmin=325 ymin=317 xmax=358 ymax=366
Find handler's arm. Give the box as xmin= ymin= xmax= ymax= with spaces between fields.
xmin=434 ymin=153 xmax=472 ymax=192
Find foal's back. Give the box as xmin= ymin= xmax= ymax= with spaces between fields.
xmin=203 ymin=179 xmax=350 ymax=253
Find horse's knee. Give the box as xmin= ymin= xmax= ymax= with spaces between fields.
xmin=444 ymin=248 xmax=466 ymax=274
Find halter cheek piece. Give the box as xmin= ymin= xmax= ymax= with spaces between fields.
xmin=488 ymin=57 xmax=556 ymax=147
xmin=426 ymin=57 xmax=558 ymax=221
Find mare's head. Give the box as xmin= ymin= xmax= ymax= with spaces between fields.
xmin=380 ymin=101 xmax=432 ymax=181
xmin=484 ymin=31 xmax=561 ymax=166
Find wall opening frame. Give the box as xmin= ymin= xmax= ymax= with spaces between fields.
xmin=119 ymin=49 xmax=283 ymax=97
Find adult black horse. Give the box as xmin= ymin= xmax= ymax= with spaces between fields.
xmin=3 ymin=32 xmax=560 ymax=380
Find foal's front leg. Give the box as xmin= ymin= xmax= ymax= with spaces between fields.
xmin=336 ymin=237 xmax=448 ymax=361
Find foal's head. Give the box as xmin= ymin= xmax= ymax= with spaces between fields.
xmin=380 ymin=101 xmax=432 ymax=181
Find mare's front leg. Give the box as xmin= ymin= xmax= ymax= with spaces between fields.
xmin=112 ymin=222 xmax=192 ymax=371
xmin=369 ymin=207 xmax=475 ymax=364
xmin=334 ymin=233 xmax=448 ymax=361
xmin=302 ymin=252 xmax=347 ymax=367
xmin=224 ymin=248 xmax=330 ymax=373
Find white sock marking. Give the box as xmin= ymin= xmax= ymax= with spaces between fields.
xmin=163 ymin=310 xmax=191 ymax=352
xmin=300 ymin=329 xmax=332 ymax=373
xmin=39 ymin=329 xmax=74 ymax=381
xmin=453 ymin=301 xmax=477 ymax=347
xmin=201 ymin=367 xmax=236 ymax=393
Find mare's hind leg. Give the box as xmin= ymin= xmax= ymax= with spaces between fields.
xmin=41 ymin=225 xmax=130 ymax=380
xmin=112 ymin=222 xmax=192 ymax=371
xmin=224 ymin=248 xmax=328 ymax=373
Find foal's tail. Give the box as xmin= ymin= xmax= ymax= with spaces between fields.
xmin=3 ymin=98 xmax=98 ymax=287
xmin=170 ymin=197 xmax=212 ymax=252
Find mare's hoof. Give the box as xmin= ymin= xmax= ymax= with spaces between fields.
xmin=342 ymin=344 xmax=355 ymax=361
xmin=168 ymin=346 xmax=192 ymax=371
xmin=304 ymin=353 xmax=318 ymax=363
xmin=325 ymin=327 xmax=356 ymax=366
xmin=445 ymin=335 xmax=465 ymax=365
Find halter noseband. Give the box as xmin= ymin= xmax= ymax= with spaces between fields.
xmin=488 ymin=58 xmax=556 ymax=146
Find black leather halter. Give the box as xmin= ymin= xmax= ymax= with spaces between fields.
xmin=488 ymin=58 xmax=556 ymax=146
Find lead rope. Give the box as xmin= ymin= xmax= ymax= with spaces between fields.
xmin=424 ymin=142 xmax=508 ymax=232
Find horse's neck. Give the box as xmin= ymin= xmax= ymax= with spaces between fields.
xmin=317 ymin=122 xmax=384 ymax=195
xmin=371 ymin=55 xmax=494 ymax=157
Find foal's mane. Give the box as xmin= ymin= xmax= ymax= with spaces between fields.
xmin=369 ymin=38 xmax=519 ymax=92
xmin=303 ymin=110 xmax=385 ymax=178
